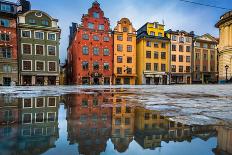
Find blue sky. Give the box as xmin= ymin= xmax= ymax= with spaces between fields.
xmin=9 ymin=0 xmax=232 ymax=62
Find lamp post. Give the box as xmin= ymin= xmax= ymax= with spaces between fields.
xmin=225 ymin=65 xmax=229 ymax=83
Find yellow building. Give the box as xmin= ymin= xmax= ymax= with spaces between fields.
xmin=215 ymin=10 xmax=232 ymax=83
xmin=166 ymin=30 xmax=194 ymax=84
xmin=113 ymin=18 xmax=137 ymax=85
xmin=136 ymin=22 xmax=170 ymax=85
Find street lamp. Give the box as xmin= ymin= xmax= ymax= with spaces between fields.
xmin=225 ymin=65 xmax=229 ymax=83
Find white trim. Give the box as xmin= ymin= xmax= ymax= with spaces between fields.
xmin=22 ymin=113 xmax=32 ymax=124
xmin=34 ymin=31 xmax=44 ymax=40
xmin=35 ymin=97 xmax=45 ymax=108
xmin=35 ymin=60 xmax=45 ymax=72
xmin=21 ymin=128 xmax=31 ymax=136
xmin=47 ymin=32 xmax=57 ymax=41
xmin=47 ymin=97 xmax=57 ymax=107
xmin=22 ymin=60 xmax=33 ymax=71
xmin=21 ymin=29 xmax=31 ymax=38
xmin=47 ymin=112 xmax=56 ymax=122
xmin=22 ymin=98 xmax=33 ymax=108
xmin=48 ymin=61 xmax=57 ymax=72
xmin=47 ymin=45 xmax=57 ymax=56
xmin=35 ymin=44 xmax=45 ymax=56
xmin=21 ymin=43 xmax=32 ymax=55
xmin=35 ymin=112 xmax=44 ymax=123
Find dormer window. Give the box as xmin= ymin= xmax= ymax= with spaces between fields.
xmin=123 ymin=27 xmax=128 ymax=32
xmin=158 ymin=33 xmax=162 ymax=37
xmin=93 ymin=12 xmax=99 ymax=18
xmin=1 ymin=4 xmax=11 ymax=12
xmin=88 ymin=23 xmax=94 ymax=29
xmin=29 ymin=19 xmax=36 ymax=25
xmin=150 ymin=32 xmax=155 ymax=36
xmin=98 ymin=24 xmax=104 ymax=30
xmin=42 ymin=20 xmax=49 ymax=26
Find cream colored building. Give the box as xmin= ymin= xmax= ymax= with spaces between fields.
xmin=216 ymin=10 xmax=232 ymax=83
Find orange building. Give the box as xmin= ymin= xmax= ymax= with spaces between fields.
xmin=113 ymin=18 xmax=137 ymax=85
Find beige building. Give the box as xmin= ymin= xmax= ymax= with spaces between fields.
xmin=166 ymin=30 xmax=194 ymax=84
xmin=215 ymin=10 xmax=232 ymax=83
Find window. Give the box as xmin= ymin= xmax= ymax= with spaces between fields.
xmin=161 ymin=43 xmax=166 ymax=48
xmin=186 ymin=56 xmax=191 ymax=62
xmin=35 ymin=113 xmax=44 ymax=123
xmin=48 ymin=97 xmax=56 ymax=107
xmin=210 ymin=66 xmax=215 ymax=72
xmin=36 ymin=98 xmax=44 ymax=108
xmin=172 ymin=55 xmax=176 ymax=62
xmin=3 ymin=65 xmax=11 ymax=73
xmin=82 ymin=34 xmax=89 ymax=40
xmin=123 ymin=27 xmax=128 ymax=32
xmin=82 ymin=61 xmax=88 ymax=70
xmin=103 ymin=48 xmax=109 ymax=56
xmin=23 ymin=60 xmax=32 ymax=71
xmin=203 ymin=43 xmax=208 ymax=48
xmin=115 ymin=118 xmax=121 ymax=125
xmin=2 ymin=48 xmax=11 ymax=58
xmin=179 ymin=37 xmax=184 ymax=42
xmin=161 ymin=64 xmax=166 ymax=71
xmin=23 ymin=113 xmax=32 ymax=124
xmin=179 ymin=66 xmax=183 ymax=72
xmin=125 ymin=118 xmax=130 ymax=125
xmin=127 ymin=45 xmax=132 ymax=52
xmin=196 ymin=53 xmax=200 ymax=60
xmin=186 ymin=66 xmax=190 ymax=72
xmin=117 ymin=44 xmax=123 ymax=51
xmin=127 ymin=37 xmax=132 ymax=41
xmin=158 ymin=32 xmax=162 ymax=37
xmin=154 ymin=42 xmax=159 ymax=48
xmin=145 ymin=113 xmax=150 ymax=120
xmin=203 ymin=66 xmax=207 ymax=72
xmin=172 ymin=45 xmax=176 ymax=51
xmin=42 ymin=20 xmax=49 ymax=26
xmin=93 ymin=12 xmax=99 ymax=18
xmin=36 ymin=61 xmax=44 ymax=71
xmin=179 ymin=45 xmax=183 ymax=52
xmin=196 ymin=65 xmax=200 ymax=71
xmin=172 ymin=35 xmax=177 ymax=41
xmin=35 ymin=31 xmax=44 ymax=39
xmin=35 ymin=45 xmax=44 ymax=55
xmin=48 ymin=33 xmax=56 ymax=40
xmin=21 ymin=30 xmax=31 ymax=38
xmin=1 ymin=4 xmax=11 ymax=12
xmin=150 ymin=31 xmax=155 ymax=36
xmin=210 ymin=44 xmax=215 ymax=49
xmin=0 ymin=33 xmax=9 ymax=41
xmin=47 ymin=112 xmax=56 ymax=122
xmin=179 ymin=55 xmax=183 ymax=62
xmin=154 ymin=52 xmax=159 ymax=59
xmin=186 ymin=37 xmax=190 ymax=42
xmin=22 ymin=44 xmax=31 ymax=54
xmin=82 ymin=46 xmax=89 ymax=55
xmin=161 ymin=52 xmax=166 ymax=59
xmin=146 ymin=63 xmax=151 ymax=70
xmin=127 ymin=57 xmax=132 ymax=63
xmin=171 ymin=65 xmax=176 ymax=72
xmin=48 ymin=46 xmax=56 ymax=56
xmin=0 ymin=18 xmax=9 ymax=27
xmin=93 ymin=47 xmax=99 ymax=55
xmin=117 ymin=67 xmax=122 ymax=74
xmin=93 ymin=62 xmax=99 ymax=70
xmin=154 ymin=63 xmax=158 ymax=71
xmin=204 ymin=53 xmax=207 ymax=60
xmin=93 ymin=35 xmax=99 ymax=41
xmin=146 ymin=51 xmax=151 ymax=58
xmin=104 ymin=63 xmax=109 ymax=70
xmin=117 ymin=56 xmax=123 ymax=63
xmin=127 ymin=68 xmax=132 ymax=74
xmin=186 ymin=46 xmax=191 ymax=52
xmin=88 ymin=23 xmax=94 ymax=29
xmin=48 ymin=62 xmax=56 ymax=72
xmin=146 ymin=41 xmax=151 ymax=47
xmin=117 ymin=35 xmax=123 ymax=41
xmin=82 ymin=100 xmax=88 ymax=107
xmin=195 ymin=42 xmax=200 ymax=47
xmin=103 ymin=36 xmax=109 ymax=42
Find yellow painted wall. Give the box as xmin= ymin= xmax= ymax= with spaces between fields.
xmin=147 ymin=22 xmax=165 ymax=37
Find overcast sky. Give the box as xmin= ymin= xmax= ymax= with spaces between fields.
xmin=8 ymin=0 xmax=232 ymax=62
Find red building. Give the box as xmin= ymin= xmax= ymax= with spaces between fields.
xmin=68 ymin=1 xmax=113 ymax=85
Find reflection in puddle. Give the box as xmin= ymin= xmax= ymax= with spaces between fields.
xmin=0 ymin=91 xmax=231 ymax=155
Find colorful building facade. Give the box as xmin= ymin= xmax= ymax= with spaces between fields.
xmin=192 ymin=34 xmax=218 ymax=84
xmin=166 ymin=30 xmax=194 ymax=84
xmin=113 ymin=18 xmax=137 ymax=85
xmin=0 ymin=1 xmax=18 ymax=86
xmin=68 ymin=1 xmax=113 ymax=85
xmin=215 ymin=11 xmax=232 ymax=83
xmin=136 ymin=22 xmax=170 ymax=85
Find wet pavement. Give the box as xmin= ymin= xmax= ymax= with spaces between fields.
xmin=0 ymin=85 xmax=231 ymax=155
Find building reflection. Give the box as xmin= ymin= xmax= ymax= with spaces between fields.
xmin=0 ymin=96 xmax=59 ymax=155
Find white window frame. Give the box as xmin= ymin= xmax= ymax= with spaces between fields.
xmin=35 ymin=44 xmax=45 ymax=55
xmin=22 ymin=60 xmax=32 ymax=71
xmin=47 ymin=97 xmax=57 ymax=107
xmin=21 ymin=128 xmax=31 ymax=136
xmin=35 ymin=97 xmax=45 ymax=108
xmin=21 ymin=43 xmax=32 ymax=55
xmin=47 ymin=45 xmax=57 ymax=56
xmin=34 ymin=31 xmax=44 ymax=40
xmin=22 ymin=113 xmax=32 ymax=124
xmin=23 ymin=98 xmax=33 ymax=108
xmin=48 ymin=61 xmax=57 ymax=72
xmin=35 ymin=60 xmax=45 ymax=72
xmin=21 ymin=30 xmax=31 ymax=38
xmin=47 ymin=112 xmax=56 ymax=122
xmin=47 ymin=32 xmax=56 ymax=41
xmin=35 ymin=112 xmax=44 ymax=123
